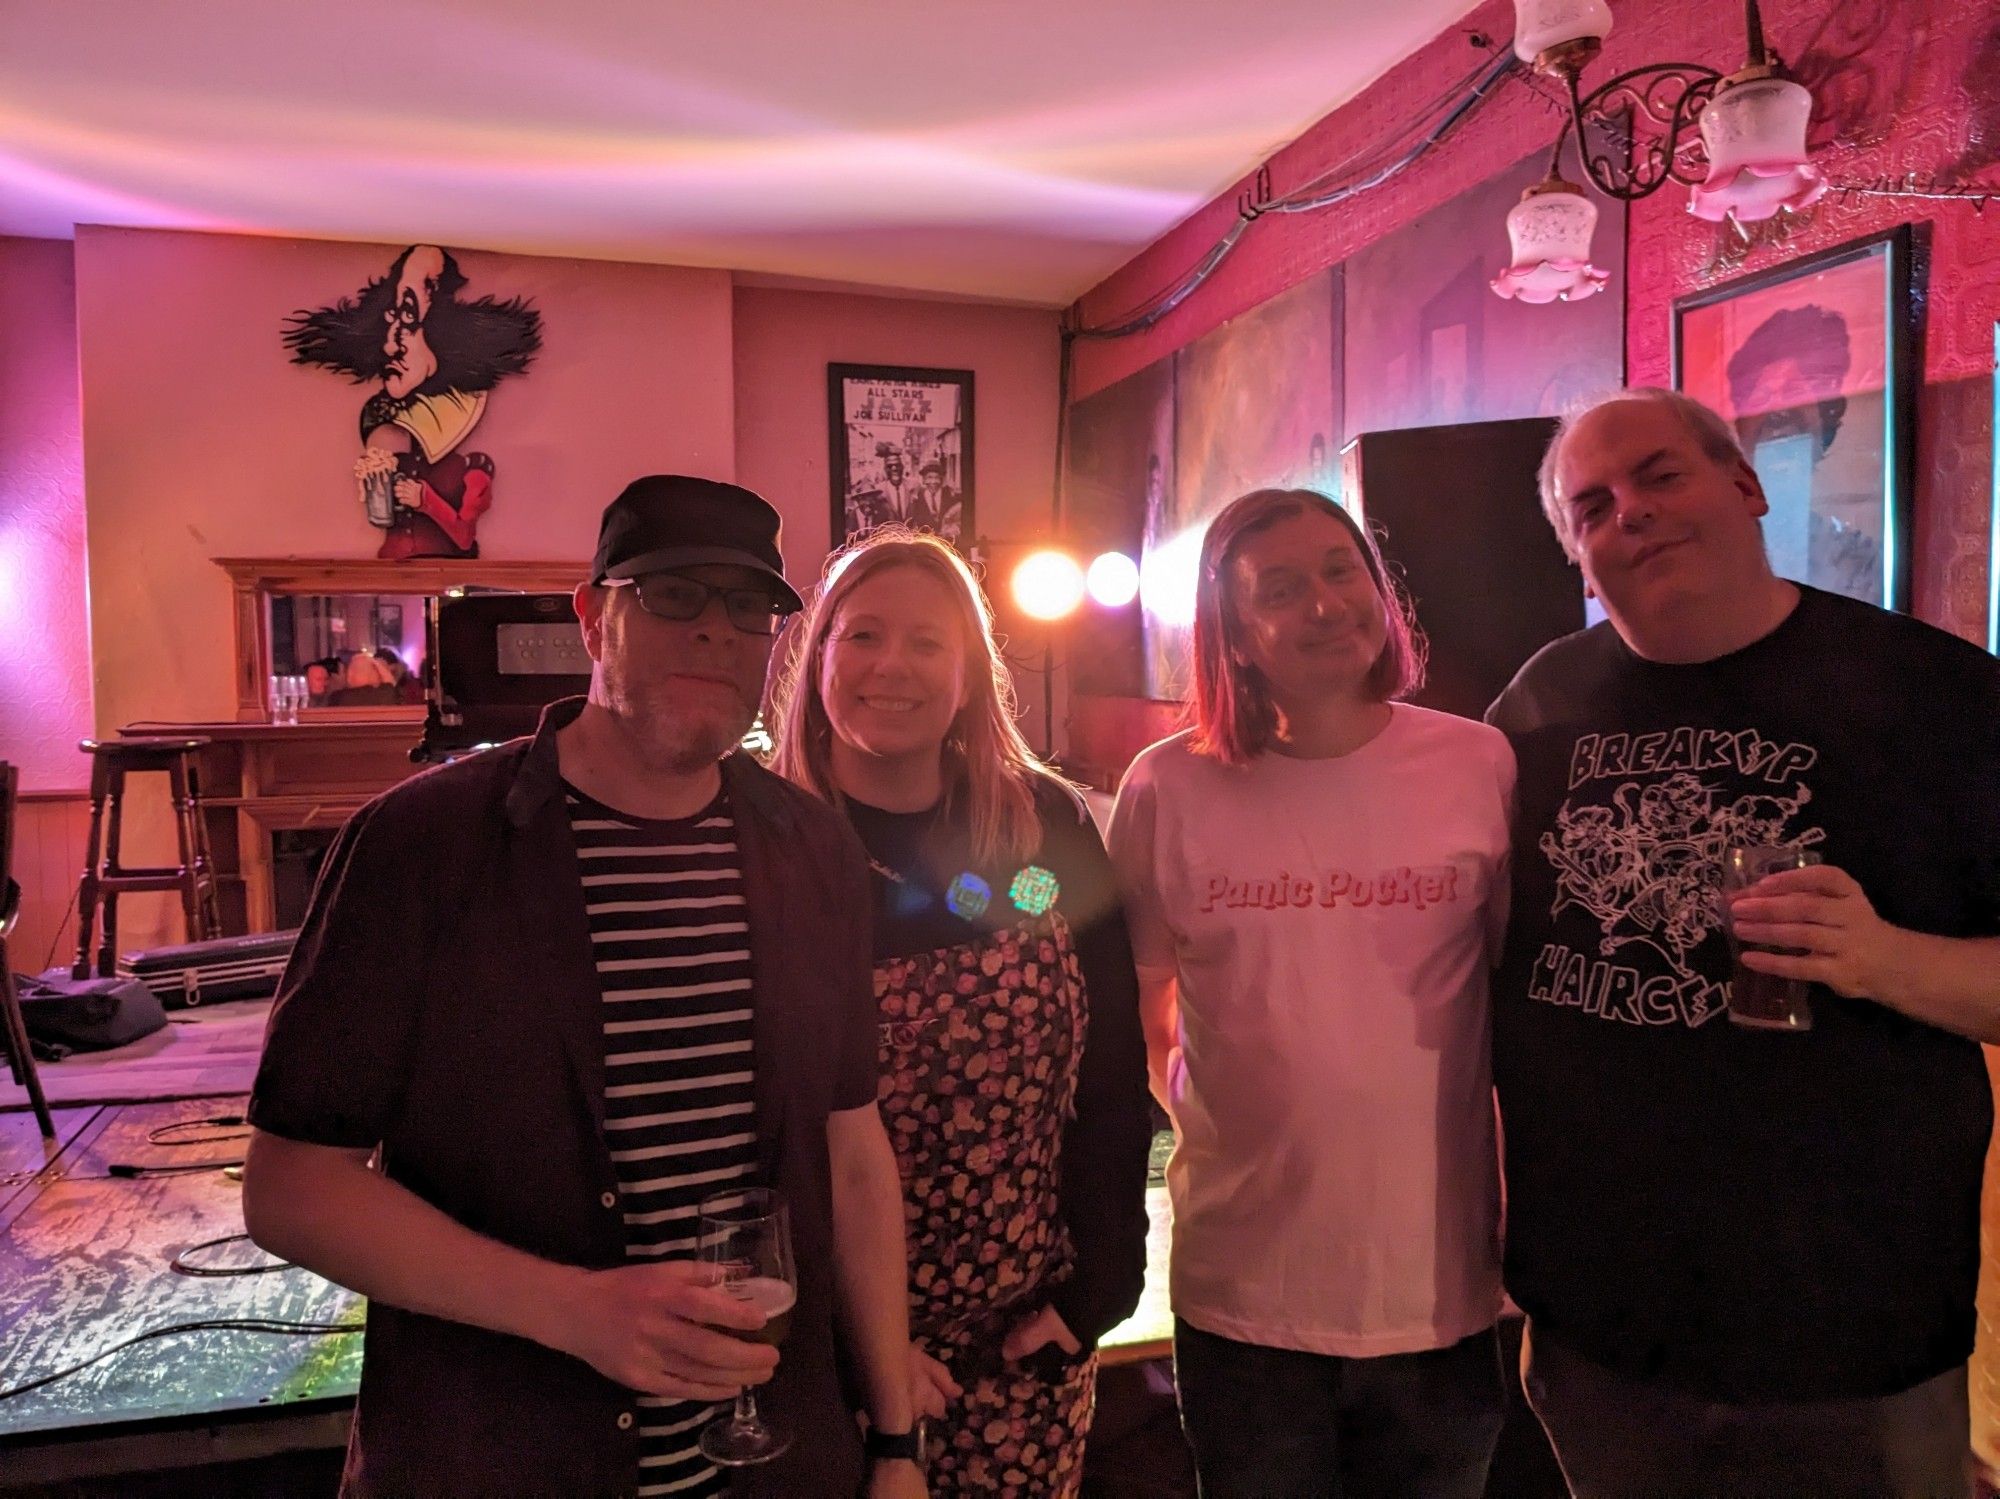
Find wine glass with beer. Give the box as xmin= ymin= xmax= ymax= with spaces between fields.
xmin=696 ymin=1187 xmax=796 ymax=1466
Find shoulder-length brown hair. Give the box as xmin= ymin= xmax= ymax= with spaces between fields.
xmin=768 ymin=526 xmax=1072 ymax=865
xmin=1188 ymin=488 xmax=1426 ymax=766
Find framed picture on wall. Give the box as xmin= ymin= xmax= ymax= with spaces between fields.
xmin=828 ymin=364 xmax=974 ymax=550
xmin=1672 ymin=225 xmax=1917 ymax=612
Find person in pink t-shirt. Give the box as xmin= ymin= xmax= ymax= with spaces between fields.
xmin=1107 ymin=487 xmax=1515 ymax=1499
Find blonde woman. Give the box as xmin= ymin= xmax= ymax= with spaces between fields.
xmin=771 ymin=527 xmax=1150 ymax=1496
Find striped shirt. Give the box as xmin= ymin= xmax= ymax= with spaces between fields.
xmin=569 ymin=783 xmax=758 ymax=1499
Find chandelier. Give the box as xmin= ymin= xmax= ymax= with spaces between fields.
xmin=1495 ymin=0 xmax=1824 ymax=299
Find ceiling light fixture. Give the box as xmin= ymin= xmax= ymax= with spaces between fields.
xmin=1496 ymin=0 xmax=1822 ymax=298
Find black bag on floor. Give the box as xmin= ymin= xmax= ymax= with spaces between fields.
xmin=16 ymin=971 xmax=169 ymax=1053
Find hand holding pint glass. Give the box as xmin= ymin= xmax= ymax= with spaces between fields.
xmin=1720 ymin=845 xmax=1822 ymax=1032
xmin=697 ymin=1188 xmax=796 ymax=1466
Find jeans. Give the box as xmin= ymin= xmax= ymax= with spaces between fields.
xmin=1173 ymin=1317 xmax=1506 ymax=1499
xmin=1521 ymin=1320 xmax=1973 ymax=1499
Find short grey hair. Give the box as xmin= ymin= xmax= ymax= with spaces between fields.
xmin=1537 ymin=387 xmax=1750 ymax=558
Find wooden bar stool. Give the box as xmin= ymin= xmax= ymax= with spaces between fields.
xmin=72 ymin=736 xmax=221 ymax=980
xmin=0 ymin=762 xmax=56 ymax=1139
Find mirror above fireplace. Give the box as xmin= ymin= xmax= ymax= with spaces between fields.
xmin=213 ymin=556 xmax=588 ymax=723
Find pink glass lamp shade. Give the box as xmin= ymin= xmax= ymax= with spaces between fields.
xmin=1689 ymin=71 xmax=1825 ymax=222
xmin=1513 ymin=0 xmax=1613 ymax=67
xmin=1491 ymin=180 xmax=1610 ymax=303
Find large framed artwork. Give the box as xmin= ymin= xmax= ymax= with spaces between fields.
xmin=1344 ymin=147 xmax=1624 ymax=439
xmin=1673 ymin=226 xmax=1917 ymax=611
xmin=828 ymin=364 xmax=974 ymax=549
xmin=1160 ymin=267 xmax=1343 ymax=698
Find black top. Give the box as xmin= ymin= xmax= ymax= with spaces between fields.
xmin=843 ymin=776 xmax=1153 ymax=1348
xmin=1486 ymin=587 xmax=2000 ymax=1400
xmin=250 ymin=699 xmax=876 ymax=1498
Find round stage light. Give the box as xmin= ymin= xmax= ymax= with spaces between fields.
xmin=1085 ymin=551 xmax=1140 ymax=608
xmin=1012 ymin=550 xmax=1087 ymax=621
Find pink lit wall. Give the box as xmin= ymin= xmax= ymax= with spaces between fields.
xmin=74 ymin=226 xmax=738 ymax=736
xmin=732 ymin=284 xmax=1062 ymax=743
xmin=0 ymin=230 xmax=1059 ymax=948
xmin=1072 ymin=0 xmax=2000 ymax=644
xmin=734 ymin=285 xmax=1061 ymax=573
xmin=0 ymin=237 xmax=92 ymax=792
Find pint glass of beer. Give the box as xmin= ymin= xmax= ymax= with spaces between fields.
xmin=1720 ymin=844 xmax=1822 ymax=1032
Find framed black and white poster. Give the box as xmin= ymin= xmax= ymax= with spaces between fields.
xmin=1673 ymin=226 xmax=1917 ymax=612
xmin=828 ymin=364 xmax=974 ymax=549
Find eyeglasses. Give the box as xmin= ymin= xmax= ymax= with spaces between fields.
xmin=604 ymin=572 xmax=795 ymax=636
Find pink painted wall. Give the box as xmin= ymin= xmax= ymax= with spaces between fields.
xmin=3 ymin=231 xmax=1060 ymax=947
xmin=0 ymin=237 xmax=92 ymax=792
xmin=733 ymin=285 xmax=1062 ymax=573
xmin=75 ymin=226 xmax=738 ymax=736
xmin=732 ymin=284 xmax=1063 ymax=743
xmin=1072 ymin=0 xmax=2000 ymax=644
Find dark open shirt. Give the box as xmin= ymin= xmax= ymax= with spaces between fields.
xmin=250 ymin=699 xmax=878 ymax=1497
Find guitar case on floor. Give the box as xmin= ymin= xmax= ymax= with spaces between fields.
xmin=114 ymin=929 xmax=299 ymax=1009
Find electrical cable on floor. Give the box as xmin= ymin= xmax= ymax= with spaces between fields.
xmin=0 ymin=1318 xmax=359 ymax=1403
xmin=39 ymin=875 xmax=82 ymax=972
xmin=19 ymin=1113 xmax=256 ymax=1180
xmin=103 ymin=1158 xmax=246 ymax=1178
xmin=147 ymin=1113 xmax=250 ymax=1147
xmin=169 ymin=1230 xmax=293 ymax=1278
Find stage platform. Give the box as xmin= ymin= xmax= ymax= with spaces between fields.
xmin=0 ymin=996 xmax=270 ymax=1111
xmin=0 ymin=1071 xmax=1174 ymax=1493
xmin=0 ymin=1095 xmax=361 ymax=1491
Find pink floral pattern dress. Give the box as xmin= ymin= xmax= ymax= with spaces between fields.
xmin=875 ymin=913 xmax=1096 ymax=1496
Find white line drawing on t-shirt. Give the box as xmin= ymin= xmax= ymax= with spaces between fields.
xmin=1541 ymin=770 xmax=1823 ymax=978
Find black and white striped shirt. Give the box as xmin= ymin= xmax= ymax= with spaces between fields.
xmin=569 ymin=783 xmax=758 ymax=1499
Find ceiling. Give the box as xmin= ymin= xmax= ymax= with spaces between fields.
xmin=0 ymin=0 xmax=1483 ymax=305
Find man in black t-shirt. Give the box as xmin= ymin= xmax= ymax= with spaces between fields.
xmin=1487 ymin=389 xmax=2000 ymax=1498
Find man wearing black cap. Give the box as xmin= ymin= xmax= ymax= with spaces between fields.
xmin=244 ymin=476 xmax=926 ymax=1498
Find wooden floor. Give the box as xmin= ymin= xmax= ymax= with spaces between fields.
xmin=1 ymin=997 xmax=271 ymax=1110
xmin=0 ymin=1095 xmax=361 ymax=1489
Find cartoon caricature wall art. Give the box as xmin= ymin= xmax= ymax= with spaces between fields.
xmin=285 ymin=245 xmax=542 ymax=559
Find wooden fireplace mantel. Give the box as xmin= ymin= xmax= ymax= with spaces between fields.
xmin=214 ymin=556 xmax=587 ymax=723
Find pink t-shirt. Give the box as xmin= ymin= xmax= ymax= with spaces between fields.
xmin=1107 ymin=706 xmax=1514 ymax=1356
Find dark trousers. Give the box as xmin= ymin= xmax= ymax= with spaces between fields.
xmin=1521 ymin=1321 xmax=1974 ymax=1499
xmin=1173 ymin=1317 xmax=1505 ymax=1499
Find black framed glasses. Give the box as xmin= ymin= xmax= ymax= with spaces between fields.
xmin=604 ymin=572 xmax=794 ymax=635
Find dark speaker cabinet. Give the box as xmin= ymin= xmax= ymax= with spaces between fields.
xmin=1342 ymin=417 xmax=1585 ymax=721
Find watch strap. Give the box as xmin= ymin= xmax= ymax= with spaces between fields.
xmin=863 ymin=1425 xmax=923 ymax=1463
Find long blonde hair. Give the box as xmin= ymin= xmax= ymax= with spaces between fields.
xmin=769 ymin=526 xmax=1068 ymax=866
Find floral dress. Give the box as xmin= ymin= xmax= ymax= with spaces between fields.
xmin=876 ymin=913 xmax=1096 ymax=1496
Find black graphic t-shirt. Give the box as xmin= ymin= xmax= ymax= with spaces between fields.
xmin=1488 ymin=586 xmax=2000 ymax=1400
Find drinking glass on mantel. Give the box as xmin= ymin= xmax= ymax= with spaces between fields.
xmin=267 ymin=673 xmax=301 ymax=726
xmin=696 ymin=1187 xmax=796 ymax=1466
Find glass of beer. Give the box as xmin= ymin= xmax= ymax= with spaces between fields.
xmin=697 ymin=1188 xmax=796 ymax=1466
xmin=1720 ymin=844 xmax=1822 ymax=1032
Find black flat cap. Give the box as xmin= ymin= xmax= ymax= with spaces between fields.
xmin=590 ymin=475 xmax=802 ymax=612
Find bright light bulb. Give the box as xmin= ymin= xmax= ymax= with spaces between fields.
xmin=1086 ymin=551 xmax=1141 ymax=608
xmin=1012 ymin=550 xmax=1087 ymax=621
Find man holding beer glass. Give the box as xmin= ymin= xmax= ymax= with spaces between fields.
xmin=1486 ymin=389 xmax=2000 ymax=1497
xmin=243 ymin=477 xmax=925 ymax=1497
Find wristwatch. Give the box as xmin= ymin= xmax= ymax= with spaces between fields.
xmin=863 ymin=1425 xmax=923 ymax=1464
